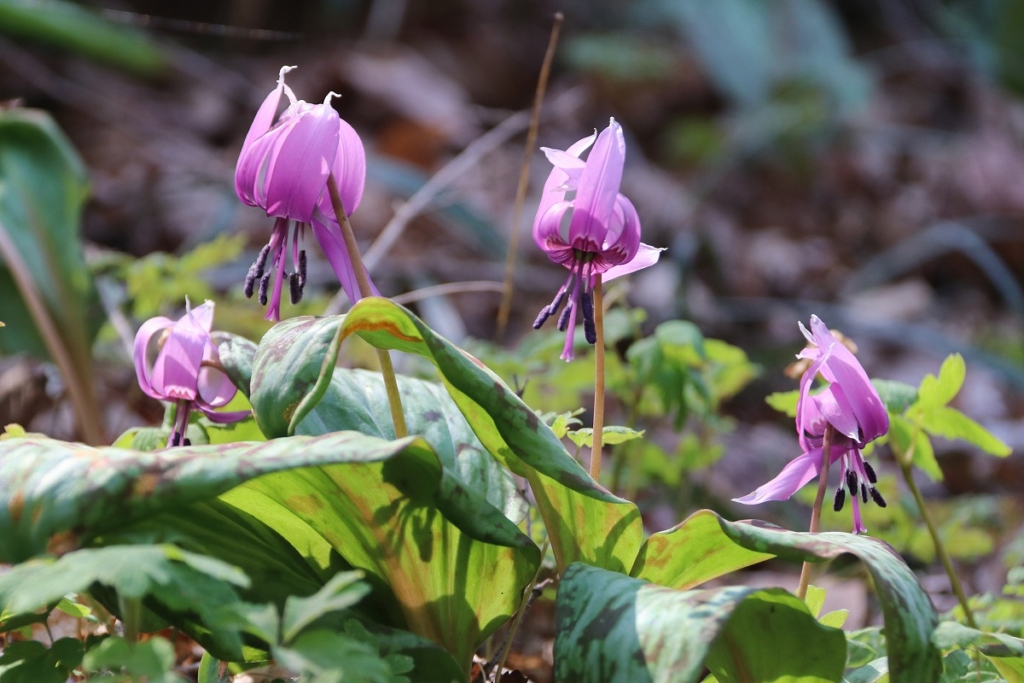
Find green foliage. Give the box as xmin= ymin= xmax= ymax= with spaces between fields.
xmin=0 ymin=108 xmax=99 ymax=368
xmin=0 ymin=0 xmax=164 ymax=76
xmin=83 ymin=636 xmax=185 ymax=683
xmin=554 ymin=563 xmax=846 ymax=682
xmin=124 ymin=234 xmax=246 ymax=319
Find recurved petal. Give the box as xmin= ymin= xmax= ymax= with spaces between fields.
xmin=311 ymin=215 xmax=378 ymax=303
xmin=808 ymin=315 xmax=889 ymax=442
xmin=317 ymin=118 xmax=366 ymax=218
xmin=603 ymin=243 xmax=663 ymax=282
xmin=264 ymin=103 xmax=341 ymax=223
xmin=813 ymin=382 xmax=862 ymax=442
xmin=133 ymin=316 xmax=175 ymax=400
xmin=150 ymin=314 xmax=208 ymax=402
xmin=196 ymin=405 xmax=252 ymax=424
xmin=187 ymin=300 xmax=215 ymax=333
xmin=733 ymin=449 xmax=823 ymax=504
xmin=533 ymin=200 xmax=574 ymax=257
xmin=601 ymin=193 xmax=642 ymax=263
xmin=568 ymin=119 xmax=625 ymax=250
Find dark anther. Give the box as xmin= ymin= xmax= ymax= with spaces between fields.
xmin=556 ymin=302 xmax=573 ymax=332
xmin=845 ymin=470 xmax=858 ymax=494
xmin=869 ymin=487 xmax=887 ymax=508
xmin=289 ymin=272 xmax=302 ymax=304
xmin=171 ymin=432 xmax=181 ymax=447
xmin=258 ymin=273 xmax=271 ymax=305
xmin=533 ymin=306 xmax=553 ymax=329
xmin=581 ymin=291 xmax=596 ymax=344
xmin=833 ymin=487 xmax=846 ymax=512
xmin=298 ymin=250 xmax=308 ymax=287
xmin=243 ymin=268 xmax=257 ymax=298
xmin=860 ymin=483 xmax=868 ymax=504
xmin=253 ymin=244 xmax=270 ymax=280
xmin=183 ymin=438 xmax=191 ymax=447
xmin=863 ymin=461 xmax=877 ymax=484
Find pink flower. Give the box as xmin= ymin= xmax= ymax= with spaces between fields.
xmin=734 ymin=316 xmax=890 ymax=534
xmin=532 ymin=118 xmax=662 ymax=361
xmin=134 ymin=300 xmax=249 ymax=447
xmin=235 ymin=66 xmax=373 ymax=321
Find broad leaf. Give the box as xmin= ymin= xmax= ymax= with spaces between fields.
xmin=267 ymin=300 xmax=643 ymax=573
xmin=920 ymin=407 xmax=1011 ymax=457
xmin=554 ymin=563 xmax=846 ymax=683
xmin=714 ymin=516 xmax=941 ymax=683
xmin=248 ymin=316 xmax=526 ymax=523
xmin=630 ymin=509 xmax=772 ymax=589
xmin=917 ymin=354 xmax=966 ymax=409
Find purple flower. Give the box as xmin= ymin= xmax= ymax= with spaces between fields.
xmin=734 ymin=315 xmax=890 ymax=533
xmin=532 ymin=118 xmax=662 ymax=361
xmin=235 ymin=66 xmax=373 ymax=321
xmin=134 ymin=300 xmax=249 ymax=447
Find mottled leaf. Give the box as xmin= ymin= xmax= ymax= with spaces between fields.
xmin=714 ymin=516 xmax=941 ymax=683
xmin=272 ymin=300 xmax=642 ymax=573
xmin=554 ymin=563 xmax=846 ymax=683
xmin=630 ymin=509 xmax=772 ymax=589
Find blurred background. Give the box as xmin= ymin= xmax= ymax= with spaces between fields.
xmin=1 ymin=0 xmax=1024 ymax=674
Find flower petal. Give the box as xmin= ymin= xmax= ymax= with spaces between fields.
xmin=133 ymin=316 xmax=175 ymax=400
xmin=533 ymin=200 xmax=575 ymax=261
xmin=196 ymin=405 xmax=252 ymax=424
xmin=151 ymin=312 xmax=208 ymax=402
xmin=568 ymin=119 xmax=625 ymax=251
xmin=317 ymin=117 xmax=366 ymax=218
xmin=733 ymin=449 xmax=823 ymax=505
xmin=264 ymin=103 xmax=340 ymax=223
xmin=311 ymin=215 xmax=379 ymax=302
xmin=234 ymin=75 xmax=288 ymax=202
xmin=602 ymin=243 xmax=663 ymax=282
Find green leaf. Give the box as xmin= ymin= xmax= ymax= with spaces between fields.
xmin=213 ymin=332 xmax=258 ymax=400
xmin=920 ymin=407 xmax=1011 ymax=457
xmin=917 ymin=354 xmax=966 ymax=409
xmin=931 ymin=620 xmax=1024 ymax=657
xmin=83 ymin=636 xmax=183 ymax=682
xmin=713 ymin=516 xmax=941 ymax=683
xmin=0 ymin=0 xmax=164 ymax=76
xmin=249 ymin=316 xmax=526 ymax=523
xmin=844 ymin=657 xmax=889 ymax=683
xmin=0 ymin=108 xmax=100 ymax=435
xmin=872 ymin=379 xmax=918 ymax=413
xmin=197 ymin=652 xmax=233 ymax=683
xmin=890 ymin=415 xmax=941 ymax=481
xmin=630 ymin=509 xmax=772 ymax=589
xmin=554 ymin=563 xmax=846 ymax=682
xmin=272 ymin=630 xmax=400 ymax=683
xmin=565 ymin=426 xmax=645 ymax=449
xmin=54 ymin=596 xmax=91 ymax=618
xmin=271 ymin=301 xmax=642 ymax=574
xmin=0 ymin=637 xmax=83 ymax=683
xmin=0 ymin=433 xmax=539 ymax=671
xmin=281 ymin=572 xmax=370 ymax=643
xmin=766 ymin=390 xmax=800 ymax=417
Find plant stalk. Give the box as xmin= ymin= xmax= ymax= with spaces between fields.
xmin=797 ymin=424 xmax=834 ymax=600
xmin=327 ymin=175 xmax=407 ymax=438
xmin=495 ymin=11 xmax=563 ymax=340
xmin=898 ymin=457 xmax=979 ymax=628
xmin=591 ymin=275 xmax=605 ymax=481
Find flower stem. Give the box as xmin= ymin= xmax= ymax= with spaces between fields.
xmin=898 ymin=456 xmax=979 ymax=628
xmin=797 ymin=424 xmax=834 ymax=600
xmin=495 ymin=11 xmax=563 ymax=340
xmin=327 ymin=175 xmax=407 ymax=439
xmin=591 ymin=275 xmax=605 ymax=481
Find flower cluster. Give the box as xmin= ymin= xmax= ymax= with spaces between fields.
xmin=735 ymin=316 xmax=890 ymax=533
xmin=531 ymin=118 xmax=662 ymax=361
xmin=235 ymin=66 xmax=373 ymax=320
xmin=133 ymin=300 xmax=248 ymax=447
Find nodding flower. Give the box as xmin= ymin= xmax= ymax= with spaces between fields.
xmin=134 ymin=300 xmax=249 ymax=447
xmin=235 ymin=66 xmax=374 ymax=321
xmin=531 ymin=118 xmax=662 ymax=361
xmin=734 ymin=315 xmax=890 ymax=534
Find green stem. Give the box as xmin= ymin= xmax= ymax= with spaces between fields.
xmin=590 ymin=275 xmax=605 ymax=482
xmin=493 ymin=540 xmax=549 ymax=681
xmin=118 ymin=596 xmax=142 ymax=644
xmin=326 ymin=175 xmax=407 ymax=439
xmin=797 ymin=424 xmax=833 ymax=600
xmin=897 ymin=456 xmax=978 ymax=629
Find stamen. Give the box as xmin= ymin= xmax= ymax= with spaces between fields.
xmin=869 ymin=487 xmax=887 ymax=507
xmin=298 ymin=250 xmax=307 ymax=287
xmin=833 ymin=487 xmax=846 ymax=512
xmin=845 ymin=470 xmax=858 ymax=494
xmin=860 ymin=483 xmax=868 ymax=504
xmin=253 ymin=244 xmax=271 ymax=281
xmin=863 ymin=461 xmax=877 ymax=484
xmin=170 ymin=432 xmax=181 ymax=447
xmin=243 ymin=268 xmax=257 ymax=298
xmin=581 ymin=291 xmax=596 ymax=344
xmin=533 ymin=306 xmax=554 ymax=329
xmin=258 ymin=273 xmax=271 ymax=305
xmin=556 ymin=302 xmax=573 ymax=332
xmin=183 ymin=438 xmax=191 ymax=447
xmin=289 ymin=272 xmax=302 ymax=304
